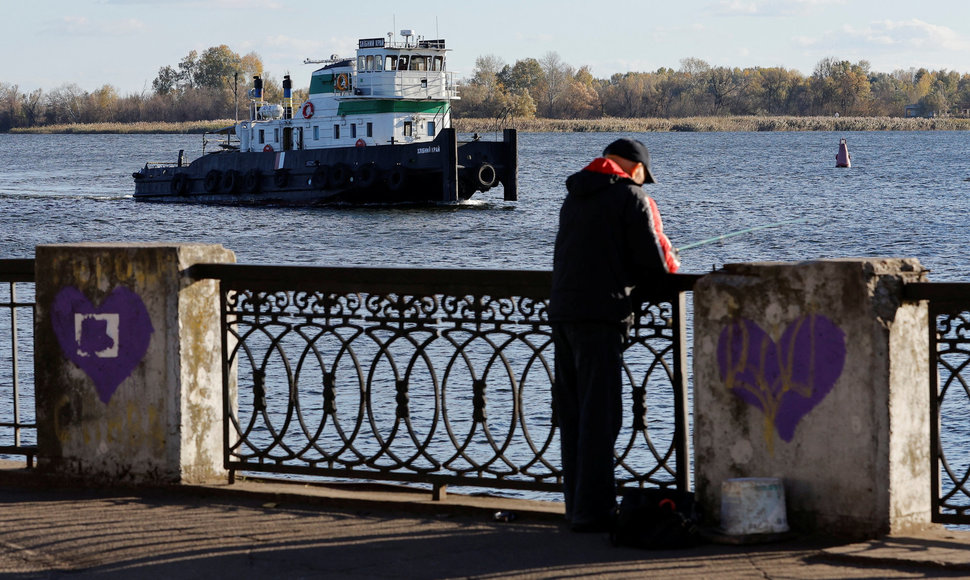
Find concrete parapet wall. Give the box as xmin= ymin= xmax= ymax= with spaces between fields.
xmin=34 ymin=243 xmax=235 ymax=484
xmin=693 ymin=258 xmax=929 ymax=539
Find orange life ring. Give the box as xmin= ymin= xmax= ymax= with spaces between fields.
xmin=263 ymin=144 xmax=274 ymax=152
xmin=301 ymin=101 xmax=314 ymax=119
xmin=355 ymin=138 xmax=366 ymax=148
xmin=335 ymin=73 xmax=350 ymax=91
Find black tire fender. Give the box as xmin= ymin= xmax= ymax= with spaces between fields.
xmin=385 ymin=165 xmax=406 ymax=191
xmin=170 ymin=173 xmax=190 ymax=195
xmin=354 ymin=162 xmax=378 ymax=188
xmin=221 ymin=170 xmax=240 ymax=193
xmin=312 ymin=165 xmax=330 ymax=190
xmin=204 ymin=170 xmax=221 ymax=193
xmin=330 ymin=163 xmax=351 ymax=188
xmin=244 ymin=169 xmax=261 ymax=193
xmin=274 ymin=169 xmax=289 ymax=188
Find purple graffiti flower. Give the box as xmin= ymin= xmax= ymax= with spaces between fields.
xmin=717 ymin=314 xmax=846 ymax=445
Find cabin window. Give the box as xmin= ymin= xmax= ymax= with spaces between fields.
xmin=403 ymin=121 xmax=412 ymax=137
xmin=258 ymin=129 xmax=265 ymax=144
xmin=365 ymin=55 xmax=375 ymax=70
xmin=334 ymin=124 xmax=340 ymax=139
xmin=366 ymin=122 xmax=373 ymax=137
xmin=351 ymin=123 xmax=357 ymax=138
xmin=374 ymin=56 xmax=383 ymax=71
xmin=432 ymin=56 xmax=444 ymax=71
xmin=427 ymin=121 xmax=436 ymax=137
xmin=398 ymin=56 xmax=409 ymax=70
xmin=385 ymin=55 xmax=397 ymax=70
xmin=358 ymin=56 xmax=366 ymax=70
xmin=410 ymin=56 xmax=427 ymax=71
xmin=274 ymin=128 xmax=280 ymax=142
xmin=313 ymin=126 xmax=319 ymax=140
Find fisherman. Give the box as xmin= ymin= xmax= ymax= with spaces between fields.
xmin=549 ymin=138 xmax=680 ymax=532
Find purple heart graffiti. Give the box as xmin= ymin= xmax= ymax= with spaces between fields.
xmin=717 ymin=314 xmax=846 ymax=446
xmin=51 ymin=286 xmax=154 ymax=404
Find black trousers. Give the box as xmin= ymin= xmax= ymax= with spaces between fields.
xmin=551 ymin=321 xmax=624 ymax=526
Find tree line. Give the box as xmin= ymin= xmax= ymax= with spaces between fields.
xmin=0 ymin=45 xmax=307 ymax=132
xmin=1 ymin=45 xmax=968 ymax=131
xmin=453 ymin=53 xmax=970 ymax=120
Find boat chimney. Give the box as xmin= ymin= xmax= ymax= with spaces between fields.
xmin=283 ymin=75 xmax=293 ymax=120
xmin=253 ymin=75 xmax=263 ymax=120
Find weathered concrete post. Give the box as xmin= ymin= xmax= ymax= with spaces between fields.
xmin=693 ymin=258 xmax=930 ymax=539
xmin=34 ymin=243 xmax=235 ymax=484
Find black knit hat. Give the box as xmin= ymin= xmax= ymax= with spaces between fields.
xmin=603 ymin=138 xmax=657 ymax=184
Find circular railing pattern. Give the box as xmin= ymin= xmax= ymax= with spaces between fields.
xmin=222 ymin=287 xmax=687 ymax=493
xmin=934 ymin=310 xmax=970 ymax=518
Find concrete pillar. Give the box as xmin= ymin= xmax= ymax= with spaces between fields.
xmin=693 ymin=259 xmax=930 ymax=539
xmin=34 ymin=243 xmax=235 ymax=484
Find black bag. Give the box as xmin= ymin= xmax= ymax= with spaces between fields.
xmin=610 ymin=487 xmax=702 ymax=550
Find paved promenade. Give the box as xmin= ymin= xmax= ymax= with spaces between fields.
xmin=1 ymin=465 xmax=969 ymax=578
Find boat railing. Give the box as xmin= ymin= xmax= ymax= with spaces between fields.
xmin=203 ymin=130 xmax=238 ymax=156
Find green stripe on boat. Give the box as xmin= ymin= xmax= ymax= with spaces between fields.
xmin=336 ymin=101 xmax=449 ymax=115
xmin=309 ymin=74 xmax=334 ymax=94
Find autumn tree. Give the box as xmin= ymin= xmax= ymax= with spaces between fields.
xmin=556 ymin=66 xmax=600 ymax=119
xmin=707 ymin=67 xmax=746 ymax=115
xmin=454 ymin=54 xmax=511 ymax=118
xmin=153 ymin=50 xmax=199 ymax=95
xmin=868 ymin=72 xmax=907 ymax=116
xmin=600 ymin=72 xmax=652 ymax=118
xmin=19 ymin=89 xmax=42 ymax=127
xmin=746 ymin=68 xmax=799 ymax=114
xmin=0 ymin=83 xmax=22 ymax=131
xmin=499 ymin=58 xmax=544 ymax=95
xmin=87 ymin=85 xmax=119 ymax=123
xmin=497 ymin=58 xmax=543 ymax=118
xmin=537 ymin=52 xmax=573 ymax=117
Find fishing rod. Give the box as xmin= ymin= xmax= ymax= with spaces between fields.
xmin=677 ymin=217 xmax=809 ymax=252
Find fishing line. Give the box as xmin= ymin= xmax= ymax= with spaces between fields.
xmin=677 ymin=217 xmax=810 ymax=252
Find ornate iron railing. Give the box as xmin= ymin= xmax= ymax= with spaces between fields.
xmin=0 ymin=259 xmax=37 ymax=465
xmin=905 ymin=282 xmax=970 ymax=524
xmin=189 ymin=264 xmax=699 ymax=498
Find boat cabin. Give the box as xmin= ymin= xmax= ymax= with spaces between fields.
xmin=237 ymin=30 xmax=456 ymax=154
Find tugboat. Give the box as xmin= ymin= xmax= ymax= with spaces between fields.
xmin=132 ymin=30 xmax=517 ymax=205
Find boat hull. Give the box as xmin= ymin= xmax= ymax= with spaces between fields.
xmin=132 ymin=128 xmax=517 ymax=205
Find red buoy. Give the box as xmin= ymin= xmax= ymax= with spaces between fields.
xmin=836 ymin=137 xmax=851 ymax=168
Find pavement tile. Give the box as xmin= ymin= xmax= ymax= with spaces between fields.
xmin=1 ymin=464 xmax=969 ymax=578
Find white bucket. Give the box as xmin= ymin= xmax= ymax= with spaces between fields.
xmin=721 ymin=477 xmax=789 ymax=535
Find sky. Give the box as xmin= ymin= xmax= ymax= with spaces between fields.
xmin=5 ymin=0 xmax=970 ymax=95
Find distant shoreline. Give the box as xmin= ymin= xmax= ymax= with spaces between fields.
xmin=455 ymin=116 xmax=970 ymax=133
xmin=9 ymin=115 xmax=970 ymax=134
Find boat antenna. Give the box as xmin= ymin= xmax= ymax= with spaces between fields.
xmin=677 ymin=217 xmax=809 ymax=252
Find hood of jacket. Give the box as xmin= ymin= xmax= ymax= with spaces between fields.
xmin=565 ymin=157 xmax=635 ymax=196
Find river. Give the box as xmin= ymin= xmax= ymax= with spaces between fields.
xmin=2 ymin=131 xmax=969 ymax=279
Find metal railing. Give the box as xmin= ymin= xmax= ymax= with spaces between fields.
xmin=0 ymin=259 xmax=37 ymax=466
xmin=189 ymin=264 xmax=699 ymax=498
xmin=905 ymin=282 xmax=970 ymax=524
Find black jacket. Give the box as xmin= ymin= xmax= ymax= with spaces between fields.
xmin=549 ymin=158 xmax=679 ymax=323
